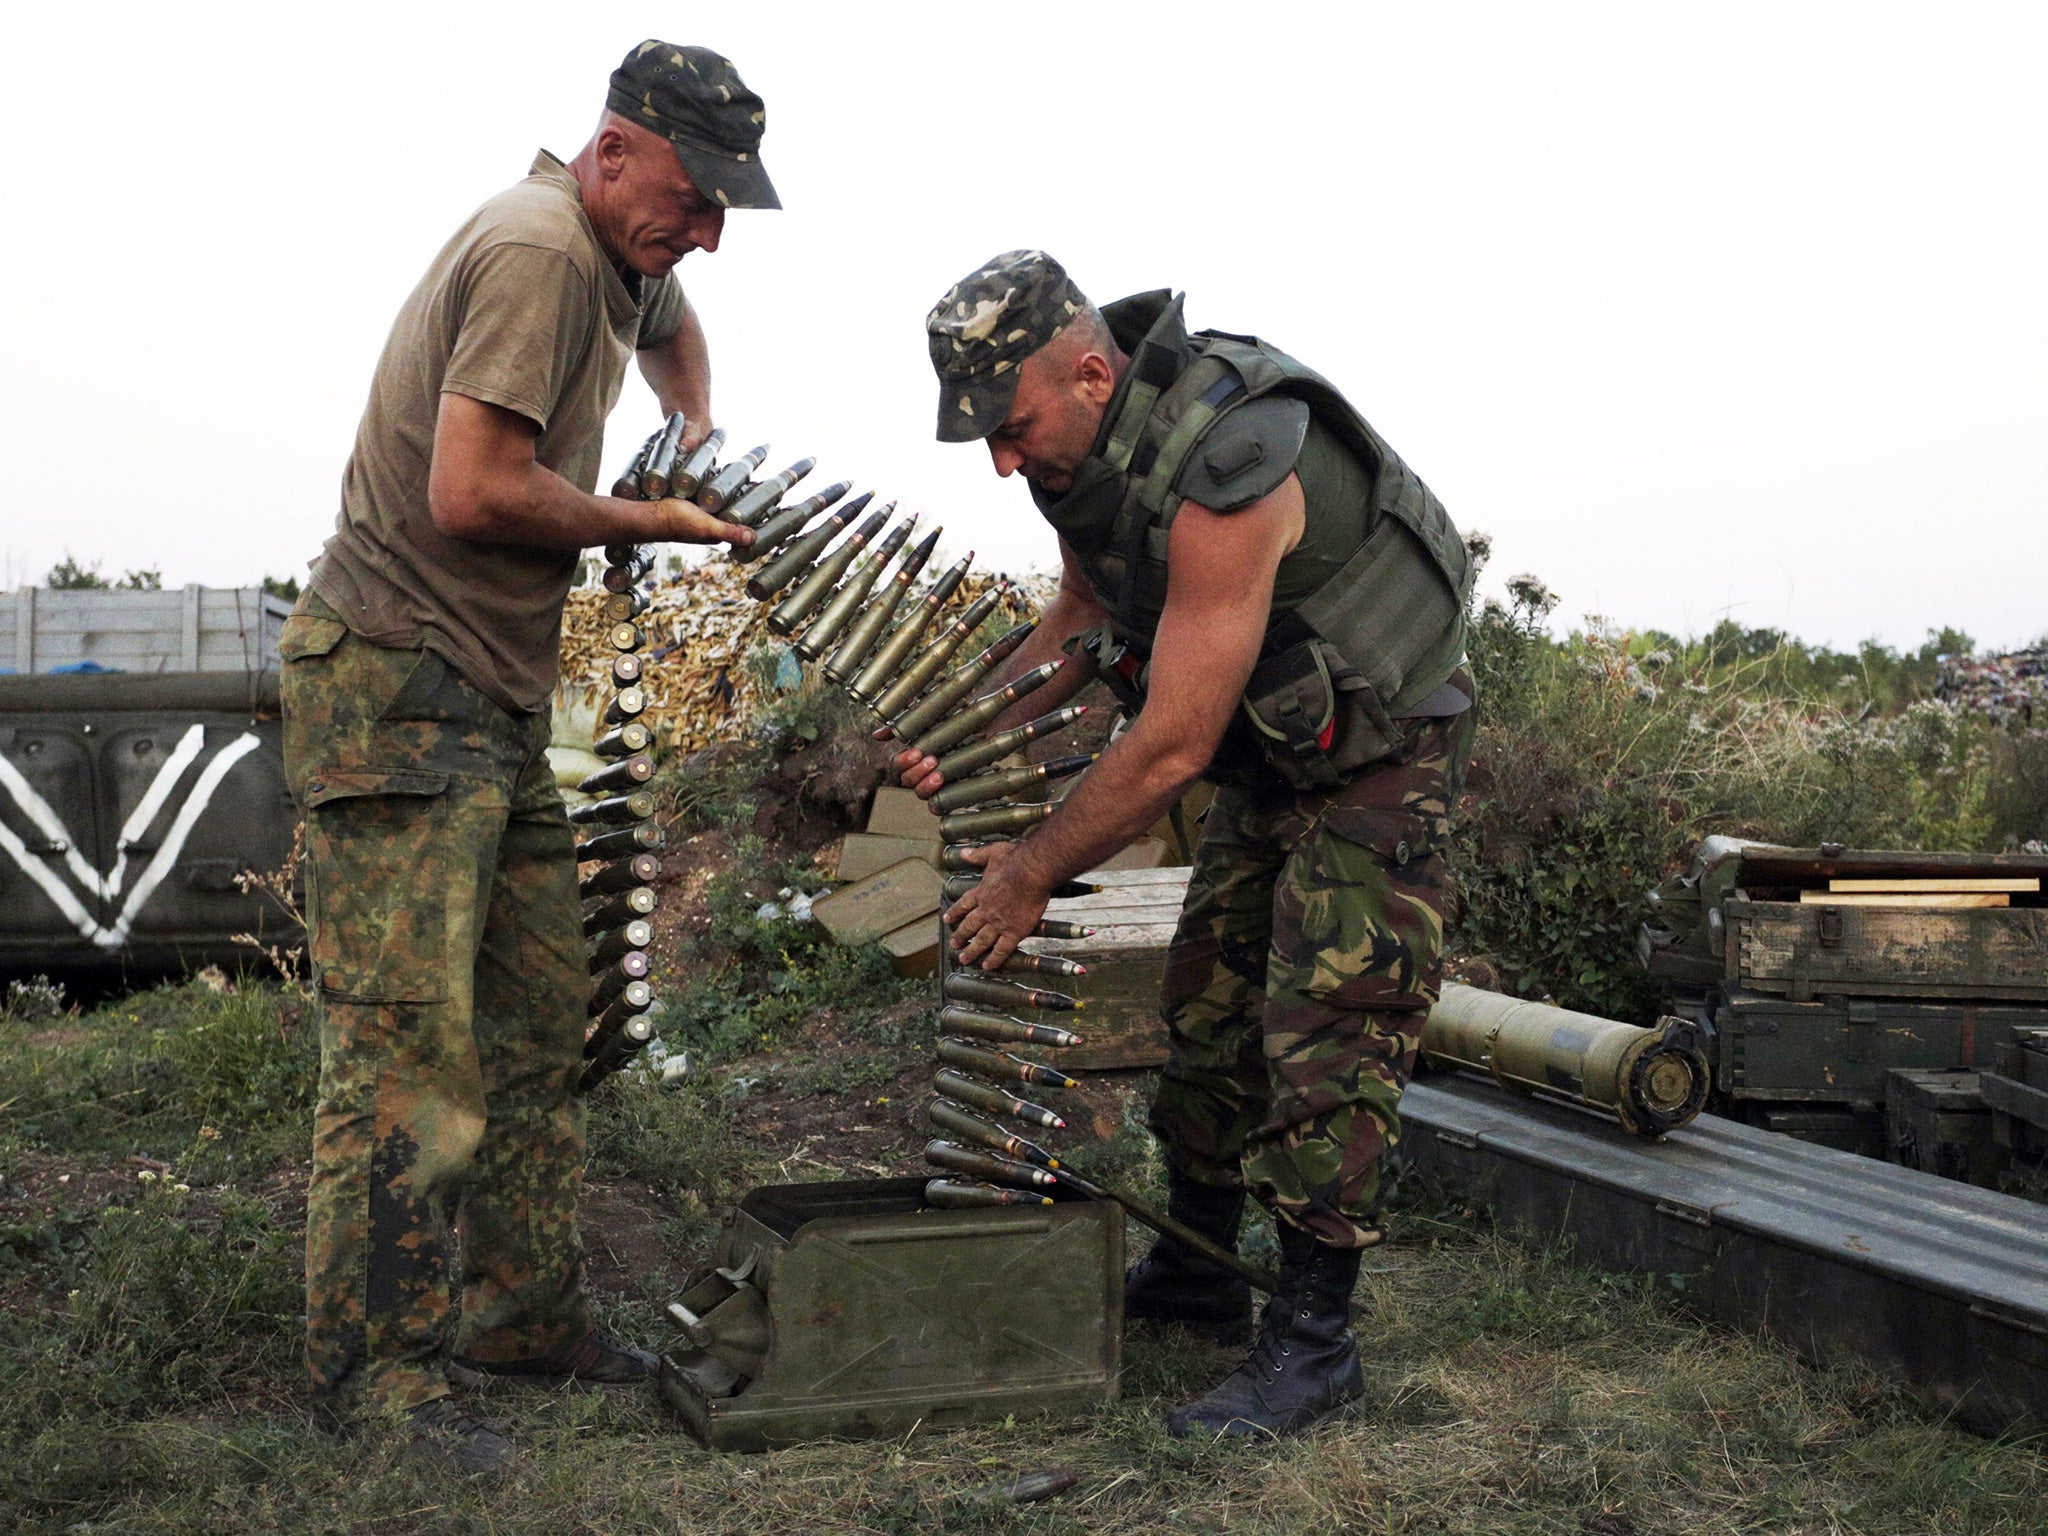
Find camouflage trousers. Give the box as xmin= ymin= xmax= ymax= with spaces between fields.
xmin=280 ymin=596 xmax=590 ymax=1416
xmin=1149 ymin=708 xmax=1472 ymax=1249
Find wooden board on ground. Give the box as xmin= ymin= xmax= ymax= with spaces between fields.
xmin=880 ymin=915 xmax=940 ymax=977
xmin=1028 ymin=865 xmax=1191 ymax=1071
xmin=1798 ymin=892 xmax=2010 ymax=909
xmin=865 ymin=786 xmax=941 ymax=841
xmin=1826 ymin=878 xmax=2039 ymax=895
xmin=1095 ymin=836 xmax=1168 ymax=871
xmin=812 ymin=858 xmax=940 ymax=947
xmin=836 ymin=833 xmax=941 ymax=883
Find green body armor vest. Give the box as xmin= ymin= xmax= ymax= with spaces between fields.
xmin=1033 ymin=291 xmax=1474 ymax=790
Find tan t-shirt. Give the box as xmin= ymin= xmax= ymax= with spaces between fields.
xmin=310 ymin=151 xmax=686 ymax=713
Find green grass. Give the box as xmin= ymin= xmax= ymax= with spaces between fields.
xmin=4 ymin=982 xmax=2045 ymax=1534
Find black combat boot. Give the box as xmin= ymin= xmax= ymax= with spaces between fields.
xmin=1164 ymin=1221 xmax=1365 ymax=1439
xmin=1123 ymin=1172 xmax=1253 ymax=1344
xmin=451 ymin=1330 xmax=659 ymax=1387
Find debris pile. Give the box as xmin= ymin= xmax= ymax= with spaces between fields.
xmin=1937 ymin=647 xmax=2045 ymax=727
xmin=557 ymin=556 xmax=1048 ymax=754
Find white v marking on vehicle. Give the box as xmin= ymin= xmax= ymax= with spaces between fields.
xmin=95 ymin=732 xmax=261 ymax=948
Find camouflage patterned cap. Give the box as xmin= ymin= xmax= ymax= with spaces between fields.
xmin=607 ymin=41 xmax=780 ymax=210
xmin=926 ymin=250 xmax=1087 ymax=443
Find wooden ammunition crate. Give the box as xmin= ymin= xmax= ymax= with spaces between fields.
xmin=1024 ymin=866 xmax=1189 ymax=1070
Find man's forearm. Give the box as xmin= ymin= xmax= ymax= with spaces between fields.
xmin=1008 ymin=723 xmax=1204 ymax=889
xmin=440 ymin=460 xmax=712 ymax=552
xmin=639 ymin=299 xmax=712 ymax=427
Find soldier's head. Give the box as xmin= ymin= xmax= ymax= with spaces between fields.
xmin=574 ymin=42 xmax=780 ymax=278
xmin=927 ymin=251 xmax=1127 ymax=494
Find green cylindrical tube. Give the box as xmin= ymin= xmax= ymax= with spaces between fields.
xmin=763 ymin=502 xmax=893 ymax=631
xmin=577 ymin=1012 xmax=657 ymax=1093
xmin=566 ymin=790 xmax=658 ymax=827
xmin=993 ymin=952 xmax=1088 ymax=980
xmin=589 ymin=954 xmax=653 ymax=1012
xmin=746 ymin=491 xmax=874 ymax=597
xmin=937 ymin=800 xmax=1055 ymax=841
xmin=923 ymin=1140 xmax=1059 ymax=1190
xmin=937 ymin=1037 xmax=1079 ymax=1090
xmin=583 ymin=886 xmax=657 ymax=935
xmin=846 ymin=554 xmax=972 ymax=702
xmin=923 ymin=1179 xmax=1050 ymax=1210
xmin=592 ymin=721 xmax=653 ymax=759
xmin=603 ymin=687 xmax=647 ymax=725
xmin=577 ymin=755 xmax=655 ymax=795
xmin=868 ymin=585 xmax=1008 ymax=722
xmin=589 ymin=920 xmax=654 ymax=968
xmin=733 ymin=481 xmax=853 ymax=567
xmin=588 ymin=975 xmax=653 ymax=1019
xmin=694 ymin=443 xmax=768 ymax=513
xmin=910 ymin=660 xmax=1066 ymax=759
xmin=670 ymin=427 xmax=725 ymax=499
xmin=787 ymin=513 xmax=916 ymax=658
xmin=883 ymin=620 xmax=1037 ymax=743
xmin=602 ymin=555 xmax=653 ymax=594
xmin=924 ymin=1098 xmax=1060 ymax=1169
xmin=822 ymin=528 xmax=940 ymax=683
xmin=937 ymin=1007 xmax=1083 ymax=1050
xmin=931 ymin=705 xmax=1086 ymax=783
xmin=639 ymin=413 xmax=691 ymax=498
xmin=579 ymin=852 xmax=659 ymax=898
xmin=932 ymin=1069 xmax=1065 ymax=1131
xmin=940 ymin=972 xmax=1080 ymax=1012
xmin=575 ymin=821 xmax=663 ymax=862
xmin=725 ymin=456 xmax=817 ymax=527
xmin=930 ymin=753 xmax=1095 ymax=814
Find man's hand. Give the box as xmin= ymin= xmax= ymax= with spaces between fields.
xmin=944 ymin=841 xmax=1050 ymax=970
xmin=892 ymin=746 xmax=943 ymax=797
xmin=653 ymin=498 xmax=752 ymax=547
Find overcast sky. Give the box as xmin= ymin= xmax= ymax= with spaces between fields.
xmin=2 ymin=3 xmax=2041 ymax=652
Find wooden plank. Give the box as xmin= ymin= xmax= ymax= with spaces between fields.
xmin=1828 ymin=878 xmax=2039 ymax=895
xmin=1080 ymin=865 xmax=1193 ymax=889
xmin=1800 ymin=892 xmax=2011 ymax=909
xmin=9 ymin=590 xmax=30 ymax=672
xmin=180 ymin=584 xmax=201 ymax=671
xmin=835 ymin=833 xmax=941 ymax=883
xmin=1026 ymin=922 xmax=1179 ymax=959
xmin=865 ymin=785 xmax=941 ymax=841
xmin=1732 ymin=899 xmax=2048 ymax=999
xmin=812 ymin=857 xmax=940 ymax=946
xmin=1739 ymin=848 xmax=2048 ymax=885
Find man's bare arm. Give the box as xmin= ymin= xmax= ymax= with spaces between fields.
xmin=946 ymin=476 xmax=1306 ymax=967
xmin=427 ymin=392 xmax=750 ymax=552
xmin=636 ymin=296 xmax=713 ymax=447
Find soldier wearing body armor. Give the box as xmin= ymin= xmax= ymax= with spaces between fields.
xmin=906 ymin=250 xmax=1475 ymax=1440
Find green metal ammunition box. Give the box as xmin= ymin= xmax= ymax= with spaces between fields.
xmin=1886 ymin=1068 xmax=2002 ymax=1187
xmin=658 ymin=1177 xmax=1121 ymax=1452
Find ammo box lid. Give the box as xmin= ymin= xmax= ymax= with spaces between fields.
xmin=1886 ymin=1067 xmax=1987 ymax=1112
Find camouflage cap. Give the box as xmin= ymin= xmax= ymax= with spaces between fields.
xmin=607 ymin=41 xmax=780 ymax=210
xmin=926 ymin=250 xmax=1087 ymax=443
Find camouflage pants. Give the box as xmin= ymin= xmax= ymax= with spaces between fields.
xmin=280 ymin=597 xmax=590 ymax=1416
xmin=1149 ymin=709 xmax=1471 ymax=1249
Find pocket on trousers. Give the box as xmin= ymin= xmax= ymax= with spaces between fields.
xmin=1283 ymin=805 xmax=1447 ymax=1011
xmin=304 ymin=769 xmax=455 ymax=1004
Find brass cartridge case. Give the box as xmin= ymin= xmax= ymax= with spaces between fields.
xmin=733 ymin=480 xmax=852 ymax=565
xmin=930 ymin=1070 xmax=1065 ymax=1130
xmin=745 ymin=490 xmax=873 ymax=597
xmin=578 ymin=1011 xmax=657 ymax=1092
xmin=589 ymin=920 xmax=654 ymax=968
xmin=726 ymin=456 xmax=817 ymax=527
xmin=764 ymin=502 xmax=894 ymax=633
xmin=671 ymin=426 xmax=725 ymax=499
xmin=845 ymin=553 xmax=972 ymax=703
xmin=583 ymin=886 xmax=657 ymax=935
xmin=566 ymin=790 xmax=658 ymax=827
xmin=821 ymin=527 xmax=939 ymax=683
xmin=588 ymin=975 xmax=653 ymax=1019
xmin=578 ymin=852 xmax=659 ymax=898
xmin=790 ymin=514 xmax=917 ymax=660
xmin=610 ymin=653 xmax=643 ymax=687
xmin=612 ymin=425 xmax=664 ymax=498
xmin=923 ymin=1098 xmax=1060 ymax=1169
xmin=575 ymin=821 xmax=664 ymax=862
xmin=577 ymin=754 xmax=655 ymax=795
xmin=867 ymin=585 xmax=1008 ymax=722
xmin=937 ymin=1037 xmax=1079 ymax=1090
xmin=936 ymin=1007 xmax=1083 ymax=1050
xmin=604 ymin=688 xmax=647 ymax=725
xmin=923 ymin=1140 xmax=1059 ymax=1189
xmin=937 ymin=800 xmax=1055 ymax=841
xmin=923 ymin=1179 xmax=1050 ymax=1210
xmin=929 ymin=754 xmax=1094 ymax=815
xmin=931 ymin=706 xmax=1086 ymax=783
xmin=910 ymin=660 xmax=1065 ymax=759
xmin=592 ymin=721 xmax=653 ymax=759
xmin=639 ymin=413 xmax=691 ymax=498
xmin=939 ymin=972 xmax=1079 ymax=1012
xmin=601 ymin=589 xmax=650 ymax=623
xmin=994 ymin=952 xmax=1088 ymax=980
xmin=885 ymin=621 xmax=1036 ymax=743
xmin=608 ymin=622 xmax=645 ymax=653
xmin=695 ymin=443 xmax=768 ymax=513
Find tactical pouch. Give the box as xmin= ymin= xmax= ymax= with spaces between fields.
xmin=1074 ymin=626 xmax=1149 ymax=713
xmin=1239 ymin=639 xmax=1401 ymax=792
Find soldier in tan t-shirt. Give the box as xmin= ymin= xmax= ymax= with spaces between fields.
xmin=278 ymin=41 xmax=780 ymax=1472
